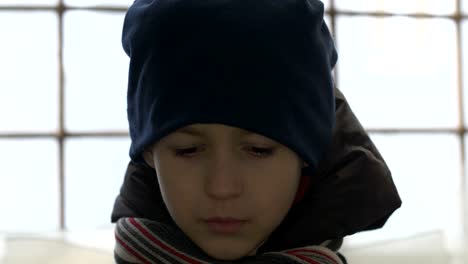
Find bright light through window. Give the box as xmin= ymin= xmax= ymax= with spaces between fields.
xmin=64 ymin=0 xmax=131 ymax=7
xmin=344 ymin=134 xmax=463 ymax=252
xmin=0 ymin=12 xmax=58 ymax=133
xmin=0 ymin=139 xmax=59 ymax=232
xmin=335 ymin=0 xmax=456 ymax=15
xmin=0 ymin=0 xmax=58 ymax=6
xmin=336 ymin=15 xmax=458 ymax=129
xmin=63 ymin=11 xmax=129 ymax=132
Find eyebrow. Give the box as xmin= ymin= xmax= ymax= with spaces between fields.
xmin=175 ymin=127 xmax=204 ymax=137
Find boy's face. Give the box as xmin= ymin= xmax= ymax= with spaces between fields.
xmin=143 ymin=123 xmax=305 ymax=261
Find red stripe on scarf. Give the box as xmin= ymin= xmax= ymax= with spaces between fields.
xmin=128 ymin=218 xmax=204 ymax=264
xmin=286 ymin=248 xmax=339 ymax=264
xmin=287 ymin=253 xmax=322 ymax=264
xmin=115 ymin=233 xmax=152 ymax=264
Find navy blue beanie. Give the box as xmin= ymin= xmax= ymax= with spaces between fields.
xmin=123 ymin=0 xmax=338 ymax=172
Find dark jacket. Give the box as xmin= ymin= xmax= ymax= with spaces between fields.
xmin=111 ymin=87 xmax=402 ymax=257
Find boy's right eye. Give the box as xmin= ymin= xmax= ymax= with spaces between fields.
xmin=174 ymin=147 xmax=198 ymax=157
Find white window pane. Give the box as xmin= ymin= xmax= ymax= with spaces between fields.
xmin=325 ymin=15 xmax=332 ymax=35
xmin=0 ymin=12 xmax=58 ymax=133
xmin=463 ymin=21 xmax=468 ymax=125
xmin=64 ymin=0 xmax=131 ymax=7
xmin=65 ymin=137 xmax=130 ymax=230
xmin=0 ymin=0 xmax=57 ymax=6
xmin=64 ymin=11 xmax=129 ymax=132
xmin=335 ymin=0 xmax=456 ymax=15
xmin=336 ymin=16 xmax=458 ymax=129
xmin=322 ymin=0 xmax=330 ymax=10
xmin=344 ymin=134 xmax=463 ymax=252
xmin=0 ymin=139 xmax=59 ymax=232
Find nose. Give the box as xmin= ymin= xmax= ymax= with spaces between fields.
xmin=204 ymin=153 xmax=244 ymax=200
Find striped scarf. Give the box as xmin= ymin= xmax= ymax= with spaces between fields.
xmin=114 ymin=217 xmax=344 ymax=264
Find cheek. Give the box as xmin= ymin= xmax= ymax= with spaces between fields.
xmin=155 ymin=166 xmax=201 ymax=221
xmin=255 ymin=161 xmax=301 ymax=199
xmin=251 ymin=165 xmax=302 ymax=225
xmin=255 ymin=175 xmax=300 ymax=215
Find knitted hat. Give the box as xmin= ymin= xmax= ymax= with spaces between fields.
xmin=123 ymin=0 xmax=338 ymax=172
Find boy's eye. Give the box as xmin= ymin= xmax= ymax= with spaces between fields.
xmin=173 ymin=146 xmax=275 ymax=158
xmin=248 ymin=146 xmax=274 ymax=157
xmin=174 ymin=147 xmax=198 ymax=157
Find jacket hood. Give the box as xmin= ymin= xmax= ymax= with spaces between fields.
xmin=111 ymin=87 xmax=402 ymax=253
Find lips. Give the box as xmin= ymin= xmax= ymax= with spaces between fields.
xmin=204 ymin=217 xmax=246 ymax=222
xmin=203 ymin=217 xmax=247 ymax=234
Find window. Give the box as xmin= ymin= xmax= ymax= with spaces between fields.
xmin=0 ymin=1 xmax=131 ymax=232
xmin=0 ymin=0 xmax=465 ymax=257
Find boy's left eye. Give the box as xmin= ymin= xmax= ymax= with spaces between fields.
xmin=248 ymin=146 xmax=274 ymax=157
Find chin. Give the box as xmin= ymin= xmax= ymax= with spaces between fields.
xmin=206 ymin=251 xmax=247 ymax=261
xmin=201 ymin=245 xmax=253 ymax=261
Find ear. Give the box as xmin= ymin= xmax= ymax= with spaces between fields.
xmin=142 ymin=148 xmax=155 ymax=169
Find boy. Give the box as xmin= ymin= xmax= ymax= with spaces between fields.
xmin=111 ymin=0 xmax=402 ymax=263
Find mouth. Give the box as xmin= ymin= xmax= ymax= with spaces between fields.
xmin=204 ymin=217 xmax=247 ymax=222
xmin=203 ymin=217 xmax=248 ymax=234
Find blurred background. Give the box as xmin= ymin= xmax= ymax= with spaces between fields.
xmin=0 ymin=0 xmax=467 ymax=263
